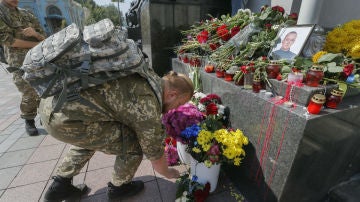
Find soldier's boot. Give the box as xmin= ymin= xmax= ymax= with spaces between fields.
xmin=44 ymin=176 xmax=88 ymax=202
xmin=25 ymin=119 xmax=38 ymax=136
xmin=107 ymin=181 xmax=144 ymax=201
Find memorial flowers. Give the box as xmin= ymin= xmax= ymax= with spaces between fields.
xmin=176 ymin=174 xmax=211 ymax=202
xmin=162 ymin=103 xmax=205 ymax=144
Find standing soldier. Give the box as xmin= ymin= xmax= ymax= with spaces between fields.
xmin=0 ymin=0 xmax=46 ymax=135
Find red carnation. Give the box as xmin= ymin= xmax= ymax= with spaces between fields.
xmin=206 ymin=94 xmax=222 ymax=104
xmin=230 ymin=26 xmax=240 ymax=37
xmin=193 ymin=183 xmax=211 ymax=202
xmin=209 ymin=43 xmax=220 ymax=50
xmin=196 ymin=30 xmax=209 ymax=44
xmin=216 ymin=24 xmax=231 ymax=41
xmin=206 ymin=103 xmax=218 ymax=115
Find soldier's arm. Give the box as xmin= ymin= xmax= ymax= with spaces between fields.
xmin=22 ymin=27 xmax=45 ymax=41
xmin=10 ymin=38 xmax=40 ymax=48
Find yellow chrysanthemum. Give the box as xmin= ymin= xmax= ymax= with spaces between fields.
xmin=202 ymin=143 xmax=211 ymax=152
xmin=234 ymin=157 xmax=241 ymax=166
xmin=349 ymin=43 xmax=360 ymax=59
xmin=343 ymin=20 xmax=360 ymax=36
xmin=192 ymin=147 xmax=201 ymax=153
xmin=312 ymin=51 xmax=328 ymax=63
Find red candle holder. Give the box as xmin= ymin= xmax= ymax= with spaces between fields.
xmin=224 ymin=72 xmax=235 ymax=81
xmin=307 ymin=94 xmax=326 ymax=114
xmin=325 ymin=88 xmax=344 ymax=109
xmin=305 ymin=65 xmax=324 ymax=87
xmin=252 ymin=76 xmax=261 ymax=93
xmin=215 ymin=69 xmax=225 ymax=78
xmin=266 ymin=61 xmax=281 ymax=79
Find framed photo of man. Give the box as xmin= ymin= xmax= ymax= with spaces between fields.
xmin=269 ymin=25 xmax=315 ymax=61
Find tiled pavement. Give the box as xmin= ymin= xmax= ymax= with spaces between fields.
xmin=0 ymin=66 xmax=242 ymax=202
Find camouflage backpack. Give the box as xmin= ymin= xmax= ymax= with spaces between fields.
xmin=21 ymin=18 xmax=158 ymax=112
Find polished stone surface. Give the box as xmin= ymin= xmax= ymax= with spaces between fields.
xmin=173 ymin=58 xmax=360 ymax=202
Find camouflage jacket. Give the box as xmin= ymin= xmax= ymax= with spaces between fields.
xmin=0 ymin=2 xmax=45 ymax=67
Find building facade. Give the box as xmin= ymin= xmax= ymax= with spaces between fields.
xmin=18 ymin=0 xmax=86 ymax=35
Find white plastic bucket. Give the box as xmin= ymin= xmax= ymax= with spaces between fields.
xmin=190 ymin=158 xmax=221 ymax=193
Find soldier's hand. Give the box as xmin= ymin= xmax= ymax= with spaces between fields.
xmin=22 ymin=27 xmax=37 ymax=37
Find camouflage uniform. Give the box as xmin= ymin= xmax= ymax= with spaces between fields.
xmin=0 ymin=3 xmax=45 ymax=120
xmin=39 ymin=71 xmax=165 ymax=186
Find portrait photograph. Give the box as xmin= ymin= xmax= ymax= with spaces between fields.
xmin=269 ymin=25 xmax=315 ymax=61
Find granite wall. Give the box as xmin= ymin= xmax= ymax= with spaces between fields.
xmin=172 ymin=58 xmax=360 ymax=202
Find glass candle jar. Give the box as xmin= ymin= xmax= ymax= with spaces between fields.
xmin=307 ymin=94 xmax=326 ymax=114
xmin=266 ymin=61 xmax=281 ymax=79
xmin=215 ymin=69 xmax=225 ymax=78
xmin=224 ymin=72 xmax=235 ymax=81
xmin=252 ymin=76 xmax=262 ymax=93
xmin=325 ymin=88 xmax=344 ymax=109
xmin=305 ymin=65 xmax=324 ymax=87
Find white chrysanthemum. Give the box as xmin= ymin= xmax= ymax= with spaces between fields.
xmin=198 ymin=104 xmax=206 ymax=112
xmin=194 ymin=92 xmax=207 ymax=99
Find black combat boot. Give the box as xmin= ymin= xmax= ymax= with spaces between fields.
xmin=44 ymin=176 xmax=88 ymax=202
xmin=107 ymin=181 xmax=144 ymax=201
xmin=25 ymin=119 xmax=38 ymax=136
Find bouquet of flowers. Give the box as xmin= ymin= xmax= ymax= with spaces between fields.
xmin=162 ymin=103 xmax=205 ymax=144
xmin=186 ymin=93 xmax=248 ymax=167
xmin=176 ymin=174 xmax=211 ymax=202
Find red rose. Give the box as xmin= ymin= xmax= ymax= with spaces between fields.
xmin=272 ymin=6 xmax=285 ymax=14
xmin=241 ymin=65 xmax=248 ymax=74
xmin=193 ymin=183 xmax=211 ymax=202
xmin=206 ymin=103 xmax=218 ymax=115
xmin=343 ymin=64 xmax=354 ymax=76
xmin=276 ymin=74 xmax=282 ymax=81
xmin=230 ymin=26 xmax=240 ymax=37
xmin=289 ymin=12 xmax=298 ymax=20
xmin=265 ymin=23 xmax=272 ymax=30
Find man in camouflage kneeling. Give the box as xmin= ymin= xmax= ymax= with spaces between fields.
xmin=41 ymin=70 xmax=194 ymax=201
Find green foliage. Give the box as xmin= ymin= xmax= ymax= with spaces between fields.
xmin=75 ymin=0 xmax=123 ymax=26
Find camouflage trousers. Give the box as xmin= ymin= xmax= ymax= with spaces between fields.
xmin=13 ymin=70 xmax=40 ymax=120
xmin=39 ymin=74 xmax=164 ymax=186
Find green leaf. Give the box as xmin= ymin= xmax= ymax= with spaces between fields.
xmin=281 ymin=65 xmax=291 ymax=73
xmin=318 ymin=53 xmax=340 ymax=63
xmin=327 ymin=62 xmax=343 ymax=73
xmin=338 ymin=83 xmax=348 ymax=97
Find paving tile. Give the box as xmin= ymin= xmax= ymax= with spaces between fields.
xmin=157 ymin=177 xmax=178 ymax=202
xmin=87 ymin=152 xmax=116 ymax=171
xmin=81 ymin=192 xmax=108 ymax=202
xmin=0 ymin=181 xmax=46 ymax=202
xmin=0 ymin=149 xmax=35 ymax=169
xmin=133 ymin=159 xmax=156 ymax=182
xmin=0 ymin=124 xmax=19 ymax=136
xmin=27 ymin=144 xmax=65 ymax=163
xmin=84 ymin=167 xmax=113 ymax=195
xmin=0 ymin=190 xmax=3 ymax=197
xmin=0 ymin=128 xmax=26 ymax=153
xmin=122 ymin=180 xmax=162 ymax=202
xmin=39 ymin=135 xmax=65 ymax=146
xmin=0 ymin=166 xmax=22 ymax=190
xmin=9 ymin=160 xmax=57 ymax=187
xmin=0 ymin=113 xmax=20 ymax=131
xmin=7 ymin=135 xmax=46 ymax=152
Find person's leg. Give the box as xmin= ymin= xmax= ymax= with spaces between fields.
xmin=106 ymin=124 xmax=144 ymax=200
xmin=12 ymin=70 xmax=40 ymax=136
